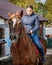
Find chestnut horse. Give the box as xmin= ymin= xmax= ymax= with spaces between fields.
xmin=8 ymin=11 xmax=46 ymax=65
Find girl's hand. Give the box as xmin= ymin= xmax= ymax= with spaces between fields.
xmin=30 ymin=30 xmax=33 ymax=34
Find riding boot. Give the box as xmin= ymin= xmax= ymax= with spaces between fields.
xmin=39 ymin=48 xmax=46 ymax=63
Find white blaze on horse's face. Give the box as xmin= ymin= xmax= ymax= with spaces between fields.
xmin=12 ymin=18 xmax=17 ymax=28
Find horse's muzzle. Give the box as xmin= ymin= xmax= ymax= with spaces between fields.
xmin=10 ymin=34 xmax=16 ymax=40
xmin=10 ymin=33 xmax=19 ymax=42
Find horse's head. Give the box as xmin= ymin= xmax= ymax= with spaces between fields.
xmin=8 ymin=10 xmax=23 ymax=43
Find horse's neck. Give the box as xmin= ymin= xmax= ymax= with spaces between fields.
xmin=20 ymin=23 xmax=28 ymax=36
xmin=20 ymin=23 xmax=32 ymax=43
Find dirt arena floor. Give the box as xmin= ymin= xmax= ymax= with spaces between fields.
xmin=44 ymin=49 xmax=52 ymax=65
xmin=44 ymin=55 xmax=52 ymax=65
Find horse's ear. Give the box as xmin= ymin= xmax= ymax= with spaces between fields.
xmin=8 ymin=12 xmax=12 ymax=17
xmin=20 ymin=10 xmax=23 ymax=17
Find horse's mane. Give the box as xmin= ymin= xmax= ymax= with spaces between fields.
xmin=18 ymin=22 xmax=33 ymax=44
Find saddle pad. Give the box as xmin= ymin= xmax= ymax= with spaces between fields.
xmin=33 ymin=41 xmax=43 ymax=56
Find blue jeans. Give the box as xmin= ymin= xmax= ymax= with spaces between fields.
xmin=28 ymin=33 xmax=44 ymax=56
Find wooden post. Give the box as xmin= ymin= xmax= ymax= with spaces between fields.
xmin=39 ymin=22 xmax=43 ymax=37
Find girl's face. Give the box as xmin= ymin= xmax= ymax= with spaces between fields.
xmin=26 ymin=7 xmax=33 ymax=15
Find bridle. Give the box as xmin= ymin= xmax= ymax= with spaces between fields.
xmin=9 ymin=19 xmax=26 ymax=43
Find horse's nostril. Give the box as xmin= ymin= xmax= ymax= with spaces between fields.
xmin=14 ymin=36 xmax=16 ymax=39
